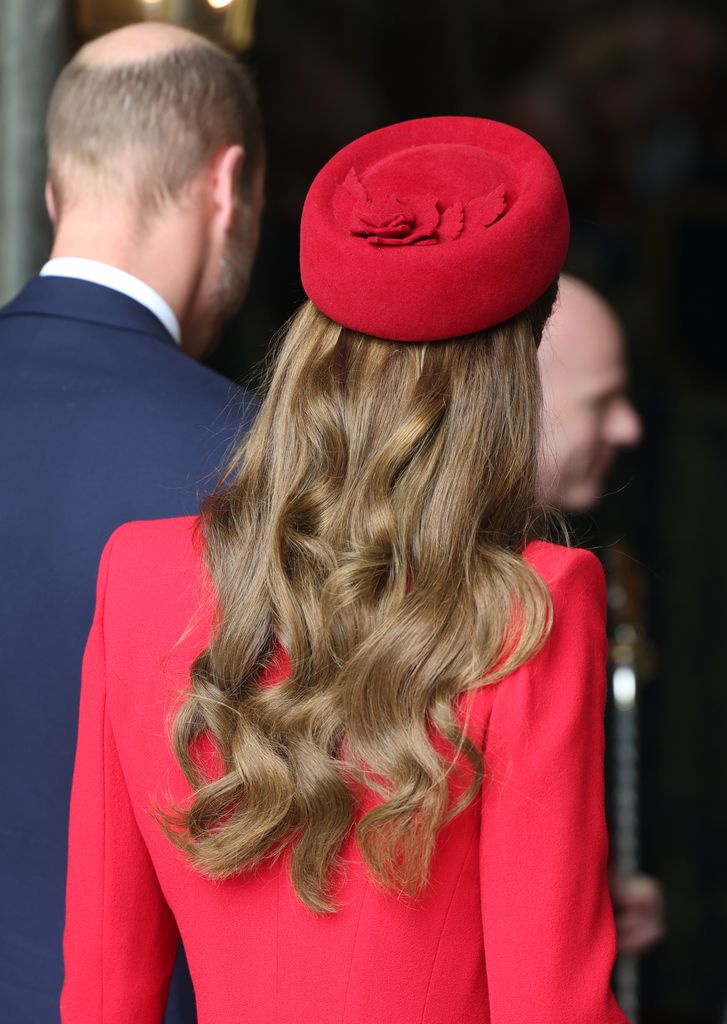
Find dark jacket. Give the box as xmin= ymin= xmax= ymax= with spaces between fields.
xmin=0 ymin=275 xmax=256 ymax=1023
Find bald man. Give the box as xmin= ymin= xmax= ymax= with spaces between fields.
xmin=0 ymin=25 xmax=262 ymax=1023
xmin=538 ymin=276 xmax=665 ymax=959
xmin=538 ymin=274 xmax=642 ymax=511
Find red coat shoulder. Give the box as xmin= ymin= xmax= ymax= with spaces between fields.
xmin=524 ymin=539 xmax=606 ymax=600
xmin=105 ymin=514 xmax=202 ymax=578
xmin=97 ymin=516 xmax=211 ymax=702
xmin=102 ymin=514 xmax=205 ymax=616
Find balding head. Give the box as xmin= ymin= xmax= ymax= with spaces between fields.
xmin=46 ymin=22 xmax=263 ymax=214
xmin=44 ymin=22 xmax=265 ymax=357
xmin=538 ymin=274 xmax=642 ymax=511
xmin=79 ymin=21 xmax=211 ymax=65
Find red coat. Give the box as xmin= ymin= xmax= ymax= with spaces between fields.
xmin=61 ymin=516 xmax=626 ymax=1023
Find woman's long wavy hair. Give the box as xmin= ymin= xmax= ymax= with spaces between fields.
xmin=161 ymin=284 xmax=559 ymax=912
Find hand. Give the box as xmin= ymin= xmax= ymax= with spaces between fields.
xmin=609 ymin=871 xmax=666 ymax=956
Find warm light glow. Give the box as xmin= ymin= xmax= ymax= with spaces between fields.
xmin=74 ymin=0 xmax=256 ymax=51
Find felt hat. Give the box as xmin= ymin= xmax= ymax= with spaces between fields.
xmin=300 ymin=116 xmax=569 ymax=342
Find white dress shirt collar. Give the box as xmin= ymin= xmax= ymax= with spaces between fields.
xmin=40 ymin=257 xmax=181 ymax=345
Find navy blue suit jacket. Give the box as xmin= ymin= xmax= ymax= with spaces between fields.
xmin=0 ymin=276 xmax=257 ymax=1022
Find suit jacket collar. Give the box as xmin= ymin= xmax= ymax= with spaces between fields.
xmin=1 ymin=276 xmax=179 ymax=348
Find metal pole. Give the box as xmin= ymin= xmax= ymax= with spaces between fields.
xmin=612 ymin=662 xmax=640 ymax=1023
xmin=0 ymin=0 xmax=66 ymax=304
xmin=607 ymin=540 xmax=656 ymax=1024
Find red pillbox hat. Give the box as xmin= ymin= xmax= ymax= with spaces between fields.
xmin=300 ymin=116 xmax=569 ymax=342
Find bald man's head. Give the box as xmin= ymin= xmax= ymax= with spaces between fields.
xmin=46 ymin=22 xmax=263 ymax=214
xmin=79 ymin=21 xmax=211 ymax=65
xmin=538 ymin=275 xmax=642 ymax=511
xmin=44 ymin=23 xmax=265 ymax=358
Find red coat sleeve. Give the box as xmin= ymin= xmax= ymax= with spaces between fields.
xmin=479 ymin=549 xmax=626 ymax=1023
xmin=61 ymin=532 xmax=180 ymax=1023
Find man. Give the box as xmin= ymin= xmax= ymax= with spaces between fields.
xmin=538 ymin=274 xmax=643 ymax=513
xmin=538 ymin=274 xmax=664 ymax=958
xmin=0 ymin=23 xmax=263 ymax=1023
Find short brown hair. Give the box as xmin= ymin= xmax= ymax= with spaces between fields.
xmin=47 ymin=41 xmax=263 ymax=213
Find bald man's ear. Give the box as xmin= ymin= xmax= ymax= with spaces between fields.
xmin=211 ymin=144 xmax=245 ymax=232
xmin=45 ymin=180 xmax=57 ymax=228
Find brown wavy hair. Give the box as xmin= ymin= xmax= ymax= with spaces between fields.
xmin=161 ymin=286 xmax=558 ymax=912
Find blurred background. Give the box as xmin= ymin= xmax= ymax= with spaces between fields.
xmin=1 ymin=1 xmax=726 ymax=1021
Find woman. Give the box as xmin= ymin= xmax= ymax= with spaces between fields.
xmin=61 ymin=117 xmax=626 ymax=1023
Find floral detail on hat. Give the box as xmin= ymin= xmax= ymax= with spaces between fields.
xmin=437 ymin=200 xmax=465 ymax=241
xmin=351 ymin=193 xmax=441 ymax=246
xmin=333 ymin=169 xmax=507 ymax=246
xmin=465 ymin=186 xmax=507 ymax=229
xmin=333 ymin=169 xmax=442 ymax=246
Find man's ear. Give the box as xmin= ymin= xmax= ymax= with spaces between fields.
xmin=211 ymin=144 xmax=245 ymax=232
xmin=45 ymin=180 xmax=57 ymax=227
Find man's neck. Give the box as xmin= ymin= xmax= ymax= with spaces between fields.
xmin=49 ymin=206 xmax=207 ymax=349
xmin=41 ymin=257 xmax=182 ymax=345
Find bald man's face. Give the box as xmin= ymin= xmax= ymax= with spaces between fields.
xmin=538 ymin=282 xmax=642 ymax=512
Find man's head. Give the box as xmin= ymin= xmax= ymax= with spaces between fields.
xmin=45 ymin=22 xmax=264 ymax=356
xmin=538 ymin=274 xmax=642 ymax=512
